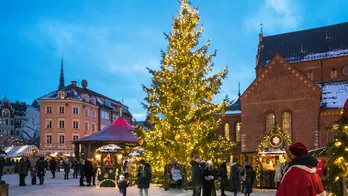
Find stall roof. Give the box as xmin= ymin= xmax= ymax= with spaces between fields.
xmin=74 ymin=117 xmax=138 ymax=143
xmin=3 ymin=145 xmax=38 ymax=158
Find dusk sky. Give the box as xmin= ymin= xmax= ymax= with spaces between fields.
xmin=1 ymin=0 xmax=347 ymax=120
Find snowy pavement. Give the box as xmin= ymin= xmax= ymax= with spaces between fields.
xmin=3 ymin=172 xmax=276 ymax=196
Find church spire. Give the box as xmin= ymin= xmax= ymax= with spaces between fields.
xmin=238 ymin=81 xmax=241 ymax=97
xmin=58 ymin=53 xmax=65 ymax=90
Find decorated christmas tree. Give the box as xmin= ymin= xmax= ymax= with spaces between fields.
xmin=136 ymin=0 xmax=234 ymax=181
xmin=326 ymin=99 xmax=348 ymax=196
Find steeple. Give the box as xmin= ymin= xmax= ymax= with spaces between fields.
xmin=58 ymin=53 xmax=65 ymax=90
xmin=238 ymin=82 xmax=241 ymax=97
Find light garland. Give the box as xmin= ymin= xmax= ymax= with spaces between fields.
xmin=134 ymin=0 xmax=235 ymax=188
xmin=255 ymin=124 xmax=291 ymax=187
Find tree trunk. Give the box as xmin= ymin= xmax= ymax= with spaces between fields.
xmin=343 ymin=177 xmax=347 ymax=196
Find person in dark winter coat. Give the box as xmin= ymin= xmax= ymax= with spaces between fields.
xmin=241 ymin=162 xmax=255 ymax=196
xmin=84 ymin=159 xmax=94 ymax=186
xmin=219 ymin=162 xmax=228 ymax=196
xmin=36 ymin=157 xmax=46 ymax=185
xmin=49 ymin=157 xmax=57 ymax=179
xmin=18 ymin=158 xmax=28 ymax=186
xmin=79 ymin=159 xmax=86 ymax=186
xmin=203 ymin=160 xmax=218 ymax=196
xmin=25 ymin=157 xmax=32 ymax=173
xmin=276 ymin=142 xmax=326 ymax=196
xmin=64 ymin=159 xmax=70 ymax=179
xmin=30 ymin=166 xmax=37 ymax=185
xmin=0 ymin=157 xmax=5 ymax=181
xmin=118 ymin=174 xmax=130 ymax=196
xmin=231 ymin=162 xmax=242 ymax=196
xmin=72 ymin=159 xmax=79 ymax=179
xmin=191 ymin=156 xmax=203 ymax=196
xmin=136 ymin=159 xmax=152 ymax=196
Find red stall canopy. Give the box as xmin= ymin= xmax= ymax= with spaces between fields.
xmin=74 ymin=117 xmax=138 ymax=143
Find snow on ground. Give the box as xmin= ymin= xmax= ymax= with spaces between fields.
xmin=3 ymin=171 xmax=276 ymax=196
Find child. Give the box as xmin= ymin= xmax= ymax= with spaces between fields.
xmin=30 ymin=166 xmax=37 ymax=185
xmin=118 ymin=175 xmax=129 ymax=196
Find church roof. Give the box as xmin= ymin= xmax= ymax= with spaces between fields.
xmin=225 ymin=97 xmax=241 ymax=115
xmin=318 ymin=80 xmax=348 ymax=108
xmin=258 ymin=22 xmax=348 ymax=67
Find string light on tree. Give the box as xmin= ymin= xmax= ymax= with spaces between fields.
xmin=135 ymin=0 xmax=234 ymax=189
xmin=326 ymin=99 xmax=348 ymax=196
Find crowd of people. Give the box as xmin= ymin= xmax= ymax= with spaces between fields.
xmin=0 ymin=142 xmax=326 ymax=196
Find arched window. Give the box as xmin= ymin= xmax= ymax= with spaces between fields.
xmin=307 ymin=71 xmax=313 ymax=80
xmin=266 ymin=113 xmax=275 ymax=131
xmin=330 ymin=68 xmax=337 ymax=79
xmin=224 ymin=123 xmax=230 ymax=140
xmin=1 ymin=109 xmax=10 ymax=117
xmin=282 ymin=112 xmax=292 ymax=135
xmin=236 ymin=122 xmax=241 ymax=142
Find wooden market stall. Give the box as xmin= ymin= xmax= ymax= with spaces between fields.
xmin=73 ymin=117 xmax=139 ymax=188
xmin=255 ymin=124 xmax=291 ymax=189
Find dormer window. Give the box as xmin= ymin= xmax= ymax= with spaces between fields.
xmin=331 ymin=68 xmax=337 ymax=79
xmin=58 ymin=91 xmax=65 ymax=99
xmin=90 ymin=97 xmax=96 ymax=105
xmin=307 ymin=71 xmax=313 ymax=80
xmin=1 ymin=109 xmax=10 ymax=117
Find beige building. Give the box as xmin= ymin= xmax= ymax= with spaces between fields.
xmin=38 ymin=57 xmax=132 ymax=156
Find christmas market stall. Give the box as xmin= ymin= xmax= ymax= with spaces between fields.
xmin=73 ymin=117 xmax=140 ymax=187
xmin=255 ymin=124 xmax=291 ymax=189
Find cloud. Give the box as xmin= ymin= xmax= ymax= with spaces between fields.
xmin=244 ymin=0 xmax=301 ymax=33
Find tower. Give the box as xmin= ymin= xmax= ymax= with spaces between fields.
xmin=58 ymin=53 xmax=65 ymax=90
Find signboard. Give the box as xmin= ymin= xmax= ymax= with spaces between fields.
xmin=269 ymin=134 xmax=283 ymax=148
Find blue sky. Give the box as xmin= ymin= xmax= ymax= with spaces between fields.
xmin=1 ymin=0 xmax=347 ymax=120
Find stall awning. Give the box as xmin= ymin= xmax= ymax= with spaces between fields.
xmin=74 ymin=117 xmax=138 ymax=144
xmin=3 ymin=145 xmax=39 ymax=158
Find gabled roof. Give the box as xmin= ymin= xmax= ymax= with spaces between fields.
xmin=258 ymin=22 xmax=348 ymax=67
xmin=318 ymin=80 xmax=348 ymax=108
xmin=73 ymin=117 xmax=138 ymax=143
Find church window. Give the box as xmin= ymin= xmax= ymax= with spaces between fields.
xmin=282 ymin=112 xmax=292 ymax=136
xmin=224 ymin=123 xmax=230 ymax=140
xmin=307 ymin=71 xmax=313 ymax=80
xmin=236 ymin=122 xmax=241 ymax=142
xmin=330 ymin=68 xmax=337 ymax=79
xmin=266 ymin=113 xmax=275 ymax=131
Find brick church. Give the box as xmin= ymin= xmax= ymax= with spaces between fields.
xmin=217 ymin=22 xmax=348 ymax=164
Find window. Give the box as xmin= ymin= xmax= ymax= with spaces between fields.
xmin=10 ymin=130 xmax=14 ymax=135
xmin=46 ymin=119 xmax=52 ymax=129
xmin=46 ymin=106 xmax=52 ymax=114
xmin=59 ymin=106 xmax=65 ymax=114
xmin=5 ymin=119 xmax=8 ymax=125
xmin=11 ymin=120 xmax=13 ymax=125
xmin=85 ymin=121 xmax=89 ymax=131
xmin=92 ymin=123 xmax=96 ymax=132
xmin=92 ymin=110 xmax=96 ymax=118
xmin=307 ymin=71 xmax=313 ymax=80
xmin=73 ymin=107 xmax=79 ymax=114
xmin=73 ymin=120 xmax=79 ymax=129
xmin=113 ymin=114 xmax=119 ymax=121
xmin=342 ymin=65 xmax=348 ymax=76
xmin=1 ymin=109 xmax=10 ymax=117
xmin=59 ymin=120 xmax=65 ymax=129
xmin=46 ymin=135 xmax=52 ymax=144
xmin=101 ymin=111 xmax=110 ymax=120
xmin=90 ymin=97 xmax=96 ymax=105
xmin=59 ymin=135 xmax=65 ymax=144
xmin=73 ymin=135 xmax=79 ymax=141
xmin=16 ymin=130 xmax=19 ymax=136
xmin=282 ymin=112 xmax=292 ymax=136
xmin=236 ymin=122 xmax=241 ymax=142
xmin=266 ymin=113 xmax=275 ymax=131
xmin=85 ymin=109 xmax=89 ymax=117
xmin=224 ymin=123 xmax=230 ymax=140
xmin=330 ymin=68 xmax=338 ymax=79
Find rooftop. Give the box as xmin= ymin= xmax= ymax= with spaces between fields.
xmin=317 ymin=80 xmax=348 ymax=108
xmin=258 ymin=22 xmax=348 ymax=67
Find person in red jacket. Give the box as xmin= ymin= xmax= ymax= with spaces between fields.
xmin=276 ymin=142 xmax=326 ymax=196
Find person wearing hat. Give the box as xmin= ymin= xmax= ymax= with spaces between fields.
xmin=276 ymin=142 xmax=326 ymax=196
xmin=136 ymin=159 xmax=152 ymax=196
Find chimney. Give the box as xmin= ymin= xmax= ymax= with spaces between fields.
xmin=71 ymin=81 xmax=77 ymax=86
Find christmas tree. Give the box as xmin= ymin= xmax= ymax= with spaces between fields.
xmin=326 ymin=99 xmax=348 ymax=196
xmin=136 ymin=0 xmax=234 ymax=178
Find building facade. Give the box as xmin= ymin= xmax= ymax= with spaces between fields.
xmin=0 ymin=96 xmax=27 ymax=147
xmin=219 ymin=22 xmax=348 ymax=164
xmin=38 ymin=57 xmax=132 ymax=155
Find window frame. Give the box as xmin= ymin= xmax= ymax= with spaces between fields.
xmin=46 ymin=106 xmax=52 ymax=114
xmin=46 ymin=134 xmax=52 ymax=145
xmin=58 ymin=106 xmax=65 ymax=114
xmin=59 ymin=134 xmax=65 ymax=145
xmin=266 ymin=112 xmax=276 ymax=131
xmin=46 ymin=118 xmax=52 ymax=129
xmin=224 ymin=123 xmax=230 ymax=140
xmin=72 ymin=106 xmax=79 ymax=114
xmin=282 ymin=111 xmax=292 ymax=137
xmin=72 ymin=120 xmax=79 ymax=129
